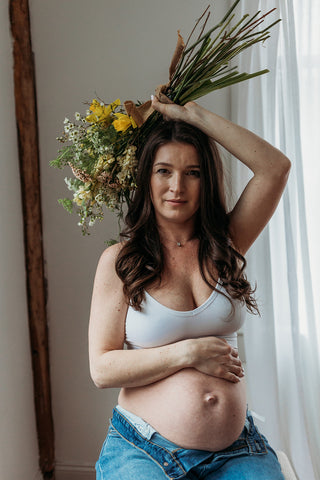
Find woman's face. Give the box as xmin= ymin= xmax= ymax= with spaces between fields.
xmin=150 ymin=142 xmax=201 ymax=226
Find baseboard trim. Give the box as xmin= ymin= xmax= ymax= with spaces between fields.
xmin=55 ymin=463 xmax=95 ymax=480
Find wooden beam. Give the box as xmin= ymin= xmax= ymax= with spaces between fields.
xmin=9 ymin=1 xmax=55 ymax=478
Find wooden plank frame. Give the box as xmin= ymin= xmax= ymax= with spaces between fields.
xmin=9 ymin=0 xmax=55 ymax=478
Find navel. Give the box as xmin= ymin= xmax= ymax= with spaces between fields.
xmin=204 ymin=393 xmax=219 ymax=405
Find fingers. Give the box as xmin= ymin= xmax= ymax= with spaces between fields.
xmin=231 ymin=348 xmax=239 ymax=358
xmin=229 ymin=364 xmax=245 ymax=377
xmin=194 ymin=362 xmax=244 ymax=383
xmin=151 ymin=95 xmax=167 ymax=115
xmin=219 ymin=344 xmax=240 ymax=362
xmin=221 ymin=352 xmax=245 ymax=381
xmin=229 ymin=348 xmax=245 ymax=377
xmin=151 ymin=94 xmax=184 ymax=122
xmin=213 ymin=364 xmax=243 ymax=383
xmin=221 ymin=363 xmax=245 ymax=383
xmin=224 ymin=372 xmax=242 ymax=383
xmin=190 ymin=336 xmax=245 ymax=382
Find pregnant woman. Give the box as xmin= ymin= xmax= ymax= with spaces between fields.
xmin=89 ymin=97 xmax=291 ymax=479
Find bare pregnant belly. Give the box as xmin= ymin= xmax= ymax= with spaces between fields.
xmin=118 ymin=368 xmax=247 ymax=451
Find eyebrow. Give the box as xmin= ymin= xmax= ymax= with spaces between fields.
xmin=153 ymin=162 xmax=200 ymax=168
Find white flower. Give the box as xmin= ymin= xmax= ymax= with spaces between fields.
xmin=64 ymin=177 xmax=74 ymax=191
xmin=75 ymin=112 xmax=81 ymax=121
xmin=69 ymin=130 xmax=80 ymax=141
xmin=95 ymin=194 xmax=104 ymax=205
xmin=64 ymin=117 xmax=69 ymax=124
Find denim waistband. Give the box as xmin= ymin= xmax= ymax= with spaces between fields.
xmin=116 ymin=405 xmax=157 ymax=440
xmin=116 ymin=404 xmax=251 ymax=440
xmin=110 ymin=407 xmax=267 ymax=479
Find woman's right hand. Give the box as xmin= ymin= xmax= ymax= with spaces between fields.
xmin=151 ymin=95 xmax=199 ymax=124
xmin=185 ymin=336 xmax=244 ymax=383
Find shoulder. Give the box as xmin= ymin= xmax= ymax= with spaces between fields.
xmin=95 ymin=242 xmax=125 ymax=283
xmin=97 ymin=241 xmax=128 ymax=266
xmin=99 ymin=242 xmax=124 ymax=262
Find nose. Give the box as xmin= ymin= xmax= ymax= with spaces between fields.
xmin=169 ymin=172 xmax=184 ymax=194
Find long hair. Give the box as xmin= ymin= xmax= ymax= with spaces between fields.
xmin=115 ymin=120 xmax=258 ymax=314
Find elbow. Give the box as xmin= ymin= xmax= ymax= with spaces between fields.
xmin=279 ymin=154 xmax=291 ymax=178
xmin=92 ymin=377 xmax=106 ymax=389
xmin=282 ymin=155 xmax=291 ymax=176
xmin=271 ymin=154 xmax=291 ymax=184
xmin=90 ymin=366 xmax=112 ymax=389
xmin=90 ymin=372 xmax=105 ymax=389
xmin=89 ymin=350 xmax=124 ymax=389
xmin=280 ymin=156 xmax=291 ymax=188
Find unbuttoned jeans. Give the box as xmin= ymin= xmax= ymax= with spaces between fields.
xmin=95 ymin=407 xmax=285 ymax=479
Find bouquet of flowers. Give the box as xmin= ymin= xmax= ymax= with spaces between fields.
xmin=51 ymin=0 xmax=279 ymax=238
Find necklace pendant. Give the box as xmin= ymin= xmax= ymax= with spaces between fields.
xmin=177 ymin=242 xmax=182 ymax=247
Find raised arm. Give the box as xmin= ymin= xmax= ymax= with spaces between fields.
xmin=88 ymin=244 xmax=243 ymax=388
xmin=151 ymin=97 xmax=291 ymax=255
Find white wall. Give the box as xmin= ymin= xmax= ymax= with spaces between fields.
xmin=0 ymin=3 xmax=41 ymax=480
xmin=28 ymin=1 xmax=230 ymax=478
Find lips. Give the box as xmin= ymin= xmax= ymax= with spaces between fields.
xmin=166 ymin=199 xmax=187 ymax=205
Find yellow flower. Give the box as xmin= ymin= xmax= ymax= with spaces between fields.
xmin=112 ymin=113 xmax=137 ymax=132
xmin=86 ymin=98 xmax=121 ymax=123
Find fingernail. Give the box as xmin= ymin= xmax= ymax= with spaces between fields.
xmin=151 ymin=94 xmax=154 ymax=100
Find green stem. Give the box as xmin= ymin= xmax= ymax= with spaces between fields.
xmin=183 ymin=0 xmax=241 ymax=55
xmin=171 ymin=5 xmax=277 ymax=98
xmin=172 ymin=12 xmax=236 ymax=85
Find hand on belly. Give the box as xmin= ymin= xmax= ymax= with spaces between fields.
xmin=186 ymin=336 xmax=244 ymax=384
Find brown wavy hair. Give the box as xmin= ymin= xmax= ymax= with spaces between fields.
xmin=115 ymin=120 xmax=258 ymax=314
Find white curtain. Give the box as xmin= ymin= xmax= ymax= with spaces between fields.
xmin=230 ymin=2 xmax=320 ymax=480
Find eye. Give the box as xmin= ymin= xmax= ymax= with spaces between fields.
xmin=156 ymin=168 xmax=170 ymax=175
xmin=187 ymin=169 xmax=200 ymax=177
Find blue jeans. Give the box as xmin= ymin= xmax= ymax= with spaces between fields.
xmin=95 ymin=406 xmax=284 ymax=479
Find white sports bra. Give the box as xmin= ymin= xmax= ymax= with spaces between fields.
xmin=125 ymin=281 xmax=246 ymax=349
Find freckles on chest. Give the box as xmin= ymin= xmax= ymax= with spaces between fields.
xmin=157 ymin=246 xmax=218 ymax=310
xmin=164 ymin=244 xmax=199 ymax=270
xmin=163 ymin=256 xmax=202 ymax=294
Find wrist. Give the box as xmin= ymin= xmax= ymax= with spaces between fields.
xmin=176 ymin=338 xmax=197 ymax=368
xmin=185 ymin=103 xmax=218 ymax=136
